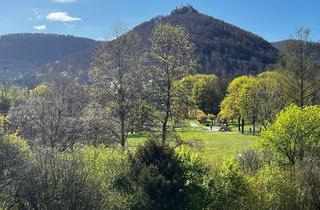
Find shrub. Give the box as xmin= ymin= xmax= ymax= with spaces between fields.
xmin=117 ymin=141 xmax=218 ymax=210
xmin=12 ymin=148 xmax=106 ymax=210
xmin=237 ymin=149 xmax=263 ymax=175
xmin=248 ymin=164 xmax=299 ymax=210
xmin=123 ymin=140 xmax=186 ymax=210
xmin=176 ymin=146 xmax=212 ymax=210
xmin=0 ymin=131 xmax=30 ymax=206
xmin=299 ymin=160 xmax=320 ymax=209
xmin=205 ymin=159 xmax=249 ymax=210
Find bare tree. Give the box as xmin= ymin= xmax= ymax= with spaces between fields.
xmin=281 ymin=28 xmax=320 ymax=107
xmin=8 ymin=75 xmax=88 ymax=149
xmin=90 ymin=22 xmax=143 ymax=147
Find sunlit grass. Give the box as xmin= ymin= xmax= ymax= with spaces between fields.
xmin=128 ymin=126 xmax=258 ymax=163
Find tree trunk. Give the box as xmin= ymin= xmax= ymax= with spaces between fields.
xmin=162 ymin=80 xmax=171 ymax=144
xmin=241 ymin=118 xmax=245 ymax=134
xmin=300 ymin=75 xmax=304 ymax=107
xmin=162 ymin=114 xmax=169 ymax=144
xmin=238 ymin=116 xmax=241 ymax=132
xmin=120 ymin=114 xmax=126 ymax=147
xmin=252 ymin=116 xmax=256 ymax=135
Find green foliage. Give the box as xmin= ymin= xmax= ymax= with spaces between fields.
xmin=148 ymin=22 xmax=198 ymax=143
xmin=122 ymin=140 xmax=187 ymax=210
xmin=0 ymin=130 xmax=30 ymax=204
xmin=176 ymin=146 xmax=212 ymax=210
xmin=237 ymin=76 xmax=259 ymax=128
xmin=248 ymin=164 xmax=299 ymax=210
xmin=176 ymin=74 xmax=221 ymax=114
xmin=255 ymin=71 xmax=288 ymax=127
xmin=219 ymin=75 xmax=250 ymax=120
xmin=30 ymin=83 xmax=47 ymax=96
xmin=0 ymin=84 xmax=27 ymax=115
xmin=78 ymin=146 xmax=132 ymax=209
xmin=218 ymin=159 xmax=249 ymax=209
xmin=220 ymin=72 xmax=288 ymax=133
xmin=196 ymin=109 xmax=207 ymax=124
xmin=258 ymin=104 xmax=320 ymax=166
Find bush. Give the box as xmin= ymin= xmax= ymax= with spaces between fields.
xmin=11 ymin=148 xmax=105 ymax=210
xmin=116 ymin=141 xmax=218 ymax=210
xmin=205 ymin=159 xmax=249 ymax=210
xmin=81 ymin=146 xmax=132 ymax=209
xmin=237 ymin=149 xmax=263 ymax=175
xmin=299 ymin=160 xmax=320 ymax=209
xmin=176 ymin=146 xmax=212 ymax=210
xmin=219 ymin=159 xmax=249 ymax=209
xmin=0 ymin=131 xmax=30 ymax=206
xmin=123 ymin=140 xmax=186 ymax=210
xmin=248 ymin=164 xmax=299 ymax=210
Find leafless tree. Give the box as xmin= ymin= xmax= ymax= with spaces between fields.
xmin=281 ymin=28 xmax=320 ymax=107
xmin=90 ymin=22 xmax=143 ymax=147
xmin=8 ymin=76 xmax=88 ymax=149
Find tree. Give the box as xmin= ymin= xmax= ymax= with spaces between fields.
xmin=299 ymin=159 xmax=320 ymax=209
xmin=219 ymin=76 xmax=251 ymax=133
xmin=90 ymin=23 xmax=143 ymax=147
xmin=175 ymin=74 xmax=221 ymax=115
xmin=8 ymin=76 xmax=88 ymax=149
xmin=196 ymin=110 xmax=207 ymax=125
xmin=255 ymin=71 xmax=288 ymax=128
xmin=280 ymin=28 xmax=320 ymax=107
xmin=221 ymin=73 xmax=288 ymax=134
xmin=148 ymin=23 xmax=198 ymax=143
xmin=238 ymin=76 xmax=260 ymax=134
xmin=258 ymin=104 xmax=320 ymax=168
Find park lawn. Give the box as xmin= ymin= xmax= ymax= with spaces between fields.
xmin=128 ymin=128 xmax=258 ymax=163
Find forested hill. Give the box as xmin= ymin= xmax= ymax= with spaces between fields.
xmin=271 ymin=40 xmax=295 ymax=50
xmin=0 ymin=33 xmax=98 ymax=86
xmin=0 ymin=6 xmax=279 ymax=86
xmin=132 ymin=6 xmax=279 ymax=80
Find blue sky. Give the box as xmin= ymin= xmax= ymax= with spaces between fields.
xmin=0 ymin=0 xmax=319 ymax=42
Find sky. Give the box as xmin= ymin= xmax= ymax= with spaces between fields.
xmin=0 ymin=0 xmax=319 ymax=42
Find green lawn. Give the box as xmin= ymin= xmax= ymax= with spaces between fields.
xmin=128 ymin=127 xmax=258 ymax=163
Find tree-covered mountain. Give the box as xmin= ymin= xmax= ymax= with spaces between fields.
xmin=133 ymin=6 xmax=279 ymax=80
xmin=0 ymin=33 xmax=98 ymax=86
xmin=0 ymin=6 xmax=279 ymax=86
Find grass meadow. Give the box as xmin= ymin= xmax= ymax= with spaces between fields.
xmin=128 ymin=122 xmax=258 ymax=163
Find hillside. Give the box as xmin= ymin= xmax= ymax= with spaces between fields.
xmin=0 ymin=33 xmax=98 ymax=86
xmin=271 ymin=40 xmax=294 ymax=50
xmin=0 ymin=6 xmax=279 ymax=86
xmin=132 ymin=6 xmax=279 ymax=80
